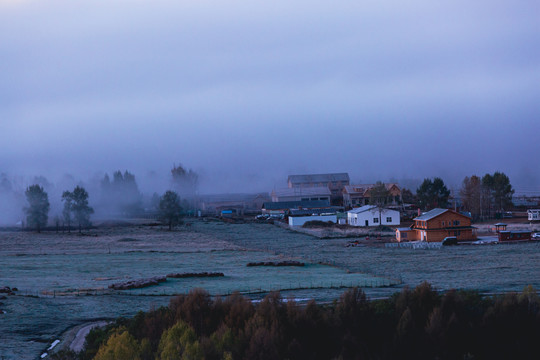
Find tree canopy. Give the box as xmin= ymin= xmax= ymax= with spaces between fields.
xmin=63 ymin=186 xmax=94 ymax=232
xmin=24 ymin=184 xmax=50 ymax=232
xmin=77 ymin=284 xmax=540 ymax=360
xmin=482 ymin=172 xmax=514 ymax=212
xmin=158 ymin=190 xmax=184 ymax=230
xmin=171 ymin=164 xmax=198 ymax=197
xmin=416 ymin=177 xmax=450 ymax=210
xmin=100 ymin=170 xmax=142 ymax=216
xmin=369 ymin=181 xmax=390 ymax=207
xmin=369 ymin=181 xmax=391 ymax=225
xmin=460 ymin=175 xmax=484 ymax=220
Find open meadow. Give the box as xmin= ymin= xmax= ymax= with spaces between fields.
xmin=1 ymin=219 xmax=539 ymax=359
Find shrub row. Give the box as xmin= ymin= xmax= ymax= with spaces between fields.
xmin=54 ymin=283 xmax=540 ymax=360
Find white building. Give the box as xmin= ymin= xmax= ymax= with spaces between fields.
xmin=347 ymin=205 xmax=400 ymax=227
xmin=288 ymin=214 xmax=338 ymax=227
xmin=528 ymin=209 xmax=540 ymax=221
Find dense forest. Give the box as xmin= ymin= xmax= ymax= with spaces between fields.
xmin=52 ymin=282 xmax=540 ymax=360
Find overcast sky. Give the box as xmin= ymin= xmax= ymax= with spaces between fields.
xmin=1 ymin=0 xmax=539 ymax=194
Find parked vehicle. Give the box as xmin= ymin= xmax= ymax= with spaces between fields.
xmin=532 ymin=233 xmax=540 ymax=239
xmin=442 ymin=236 xmax=458 ymax=246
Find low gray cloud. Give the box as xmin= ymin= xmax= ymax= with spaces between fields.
xmin=1 ymin=0 xmax=539 ymax=194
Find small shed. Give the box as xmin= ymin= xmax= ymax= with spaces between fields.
xmin=498 ymin=230 xmax=531 ymax=242
xmin=493 ymin=223 xmax=507 ymax=233
xmin=395 ymin=227 xmax=415 ymax=242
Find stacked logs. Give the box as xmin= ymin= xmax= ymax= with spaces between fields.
xmin=108 ymin=276 xmax=167 ymax=290
xmin=246 ymin=261 xmax=305 ymax=267
xmin=167 ymin=272 xmax=224 ymax=278
xmin=108 ymin=272 xmax=225 ymax=290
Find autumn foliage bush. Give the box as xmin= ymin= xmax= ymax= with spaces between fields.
xmin=56 ymin=283 xmax=540 ymax=360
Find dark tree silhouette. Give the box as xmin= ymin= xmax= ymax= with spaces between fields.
xmin=71 ymin=186 xmax=94 ymax=232
xmin=158 ymin=190 xmax=183 ymax=230
xmin=369 ymin=181 xmax=391 ymax=225
xmin=63 ymin=186 xmax=94 ymax=233
xmin=416 ymin=177 xmax=450 ymax=210
xmin=482 ymin=172 xmax=514 ymax=214
xmin=24 ymin=184 xmax=50 ymax=232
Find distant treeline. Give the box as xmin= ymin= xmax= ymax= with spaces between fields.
xmin=52 ymin=282 xmax=540 ymax=360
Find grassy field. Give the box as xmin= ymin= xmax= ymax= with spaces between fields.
xmin=1 ymin=219 xmax=539 ymax=359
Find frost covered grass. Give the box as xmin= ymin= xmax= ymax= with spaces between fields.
xmin=1 ymin=219 xmax=539 ymax=359
xmin=0 ymin=221 xmax=388 ymax=359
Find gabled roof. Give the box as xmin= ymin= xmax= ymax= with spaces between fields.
xmin=263 ymin=200 xmax=331 ymax=210
xmin=272 ymin=187 xmax=331 ymax=197
xmin=289 ymin=208 xmax=338 ymax=216
xmin=344 ymin=183 xmax=400 ymax=195
xmin=347 ymin=205 xmax=399 ymax=214
xmin=288 ymin=173 xmax=350 ymax=184
xmin=414 ymin=208 xmax=471 ymax=221
xmin=347 ymin=205 xmax=377 ymax=214
xmin=414 ymin=208 xmax=449 ymax=220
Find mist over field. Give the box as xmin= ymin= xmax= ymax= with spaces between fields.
xmin=1 ymin=0 xmax=539 ymax=223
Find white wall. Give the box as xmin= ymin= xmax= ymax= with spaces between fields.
xmin=348 ymin=209 xmax=400 ymax=227
xmin=288 ymin=215 xmax=337 ymax=227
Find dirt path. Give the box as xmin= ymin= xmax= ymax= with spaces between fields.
xmin=56 ymin=320 xmax=109 ymax=354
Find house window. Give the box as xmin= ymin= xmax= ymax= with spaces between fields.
xmin=386 ymin=217 xmax=392 ymax=222
xmin=402 ymin=232 xmax=408 ymax=238
xmin=373 ymin=218 xmax=379 ymax=223
xmin=441 ymin=221 xmax=445 ymax=227
xmin=453 ymin=220 xmax=460 ymax=226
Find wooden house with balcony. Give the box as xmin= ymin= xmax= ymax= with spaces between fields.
xmin=396 ymin=208 xmax=477 ymax=242
xmin=343 ymin=183 xmax=402 ymax=208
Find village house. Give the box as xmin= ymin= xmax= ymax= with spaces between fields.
xmin=347 ymin=205 xmax=400 ymax=227
xmin=528 ymin=209 xmax=540 ymax=221
xmin=396 ymin=208 xmax=477 ymax=242
xmin=343 ymin=183 xmax=402 ymax=209
xmin=287 ymin=173 xmax=349 ymax=205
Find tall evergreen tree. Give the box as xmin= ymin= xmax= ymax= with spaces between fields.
xmin=416 ymin=177 xmax=450 ymax=210
xmin=482 ymin=172 xmax=514 ymax=213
